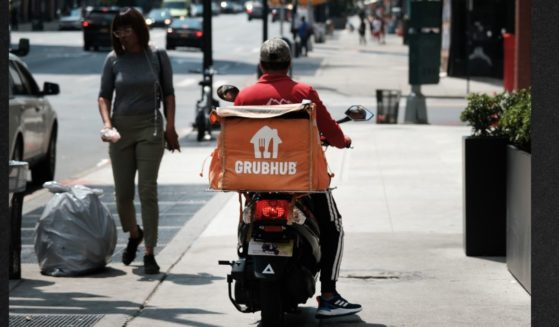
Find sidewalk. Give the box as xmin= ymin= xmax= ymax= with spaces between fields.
xmin=9 ymin=24 xmax=529 ymax=327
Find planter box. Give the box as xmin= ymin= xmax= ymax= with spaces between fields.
xmin=463 ymin=136 xmax=507 ymax=256
xmin=506 ymin=145 xmax=531 ymax=294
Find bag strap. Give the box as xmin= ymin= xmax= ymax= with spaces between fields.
xmin=144 ymin=48 xmax=167 ymax=118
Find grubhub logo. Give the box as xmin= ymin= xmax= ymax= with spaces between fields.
xmin=235 ymin=126 xmax=297 ymax=175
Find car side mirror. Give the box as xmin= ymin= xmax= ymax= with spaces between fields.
xmin=217 ymin=84 xmax=239 ymax=102
xmin=10 ymin=38 xmax=30 ymax=57
xmin=344 ymin=105 xmax=374 ymax=121
xmin=43 ymin=82 xmax=60 ymax=96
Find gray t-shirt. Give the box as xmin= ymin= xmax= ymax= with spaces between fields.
xmin=99 ymin=47 xmax=174 ymax=116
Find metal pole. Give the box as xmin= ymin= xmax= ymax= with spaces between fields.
xmin=202 ymin=0 xmax=213 ymax=70
xmin=466 ymin=0 xmax=473 ymax=94
xmin=279 ymin=0 xmax=284 ymax=36
xmin=262 ymin=0 xmax=269 ymax=42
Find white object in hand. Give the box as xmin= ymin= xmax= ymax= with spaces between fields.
xmin=100 ymin=127 xmax=121 ymax=143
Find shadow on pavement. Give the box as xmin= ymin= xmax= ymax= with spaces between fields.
xmin=165 ymin=272 xmax=225 ymax=286
xmin=85 ymin=266 xmax=127 ymax=278
xmin=136 ymin=307 xmax=226 ymax=327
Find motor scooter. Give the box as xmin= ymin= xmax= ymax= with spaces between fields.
xmin=194 ymin=67 xmax=219 ymax=141
xmin=215 ymin=85 xmax=373 ymax=326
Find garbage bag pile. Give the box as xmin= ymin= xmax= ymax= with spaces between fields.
xmin=34 ymin=182 xmax=117 ymax=277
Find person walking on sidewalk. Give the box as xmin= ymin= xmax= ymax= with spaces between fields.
xmin=297 ymin=16 xmax=311 ymax=56
xmin=358 ymin=18 xmax=367 ymax=45
xmin=97 ymin=7 xmax=180 ymax=275
xmin=234 ymin=38 xmax=362 ymax=319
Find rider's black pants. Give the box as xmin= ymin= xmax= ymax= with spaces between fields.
xmin=310 ymin=190 xmax=344 ymax=294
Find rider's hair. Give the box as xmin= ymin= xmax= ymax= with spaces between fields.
xmin=260 ymin=60 xmax=291 ymax=72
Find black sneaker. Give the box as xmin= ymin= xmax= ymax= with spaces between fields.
xmin=316 ymin=293 xmax=362 ymax=319
xmin=143 ymin=254 xmax=160 ymax=274
xmin=122 ymin=225 xmax=143 ymax=265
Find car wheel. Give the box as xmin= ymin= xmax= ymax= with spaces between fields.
xmin=166 ymin=43 xmax=176 ymax=50
xmin=248 ymin=16 xmax=252 ymax=21
xmin=83 ymin=43 xmax=90 ymax=51
xmin=93 ymin=45 xmax=99 ymax=51
xmin=31 ymin=130 xmax=56 ymax=185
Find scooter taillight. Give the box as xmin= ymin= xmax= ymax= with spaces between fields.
xmin=254 ymin=200 xmax=290 ymax=221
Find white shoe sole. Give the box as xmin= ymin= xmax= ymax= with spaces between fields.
xmin=316 ymin=307 xmax=362 ymax=319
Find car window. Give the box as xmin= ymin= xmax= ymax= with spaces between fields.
xmin=9 ymin=63 xmax=29 ymax=95
xmin=163 ymin=3 xmax=186 ymax=9
xmin=11 ymin=61 xmax=40 ymax=95
xmin=171 ymin=19 xmax=201 ymax=29
xmin=150 ymin=9 xmax=171 ymax=19
xmin=87 ymin=11 xmax=118 ymax=21
xmin=70 ymin=9 xmax=82 ymax=17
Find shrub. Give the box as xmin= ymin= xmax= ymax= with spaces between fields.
xmin=460 ymin=93 xmax=503 ymax=137
xmin=500 ymin=88 xmax=531 ymax=152
xmin=460 ymin=89 xmax=531 ymax=152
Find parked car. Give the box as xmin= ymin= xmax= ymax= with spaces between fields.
xmin=166 ymin=18 xmax=203 ymax=50
xmin=145 ymin=8 xmax=173 ymax=27
xmin=9 ymin=53 xmax=60 ymax=184
xmin=245 ymin=1 xmax=264 ymax=20
xmin=82 ymin=6 xmax=120 ymax=51
xmin=58 ymin=8 xmax=83 ymax=30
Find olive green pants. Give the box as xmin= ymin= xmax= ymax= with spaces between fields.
xmin=109 ymin=113 xmax=164 ymax=248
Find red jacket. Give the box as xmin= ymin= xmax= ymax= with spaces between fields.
xmin=234 ymin=73 xmax=349 ymax=149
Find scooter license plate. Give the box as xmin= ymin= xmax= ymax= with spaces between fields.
xmin=248 ymin=239 xmax=294 ymax=257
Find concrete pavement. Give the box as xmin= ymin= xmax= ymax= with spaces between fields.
xmin=9 ymin=21 xmax=529 ymax=327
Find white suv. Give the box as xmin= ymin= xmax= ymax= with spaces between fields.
xmin=9 ymin=53 xmax=60 ymax=184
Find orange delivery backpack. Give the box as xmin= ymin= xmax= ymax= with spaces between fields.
xmin=208 ymin=102 xmax=331 ymax=192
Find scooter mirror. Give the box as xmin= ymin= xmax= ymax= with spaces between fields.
xmin=217 ymin=85 xmax=239 ymax=102
xmin=344 ymin=105 xmax=374 ymax=121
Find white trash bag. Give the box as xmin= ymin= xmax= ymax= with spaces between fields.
xmin=35 ymin=182 xmax=117 ymax=277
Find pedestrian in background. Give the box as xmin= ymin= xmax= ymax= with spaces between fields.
xmin=298 ymin=16 xmax=311 ymax=56
xmin=371 ymin=15 xmax=385 ymax=44
xmin=97 ymin=7 xmax=180 ymax=275
xmin=358 ymin=18 xmax=367 ymax=45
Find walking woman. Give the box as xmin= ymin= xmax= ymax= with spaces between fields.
xmin=97 ymin=7 xmax=180 ymax=274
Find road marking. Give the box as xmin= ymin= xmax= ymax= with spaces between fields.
xmin=213 ymin=80 xmax=229 ymax=88
xmin=97 ymin=158 xmax=110 ymax=167
xmin=177 ymin=78 xmax=196 ymax=87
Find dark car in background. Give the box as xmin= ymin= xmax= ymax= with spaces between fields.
xmin=9 ymin=53 xmax=60 ymax=184
xmin=219 ymin=0 xmax=243 ymax=14
xmin=145 ymin=8 xmax=173 ymax=28
xmin=271 ymin=6 xmax=292 ymax=22
xmin=166 ymin=18 xmax=203 ymax=50
xmin=245 ymin=1 xmax=263 ymax=20
xmin=82 ymin=6 xmax=120 ymax=51
xmin=58 ymin=8 xmax=83 ymax=30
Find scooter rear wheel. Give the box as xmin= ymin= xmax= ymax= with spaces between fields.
xmin=259 ymin=281 xmax=284 ymax=327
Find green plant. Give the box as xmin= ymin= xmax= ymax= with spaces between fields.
xmin=500 ymin=88 xmax=531 ymax=152
xmin=460 ymin=93 xmax=503 ymax=137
